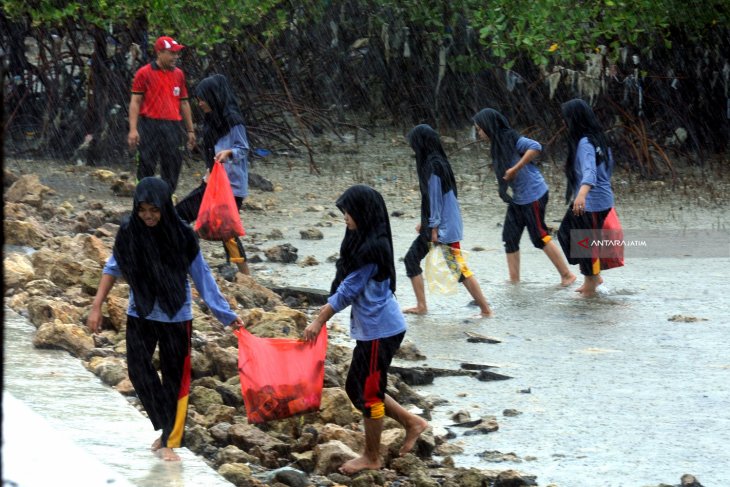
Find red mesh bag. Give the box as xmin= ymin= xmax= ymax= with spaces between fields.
xmin=235 ymin=326 xmax=327 ymax=424
xmin=194 ymin=163 xmax=245 ymax=240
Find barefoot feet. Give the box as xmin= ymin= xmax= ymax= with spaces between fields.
xmin=403 ymin=306 xmax=427 ymax=315
xmin=339 ymin=455 xmax=381 ymax=475
xmin=156 ymin=447 xmax=181 ymax=462
xmin=576 ymin=275 xmax=603 ymax=295
xmin=400 ymin=416 xmax=429 ymax=456
xmin=151 ymin=436 xmax=162 ymax=451
xmin=561 ymin=272 xmax=577 ymax=287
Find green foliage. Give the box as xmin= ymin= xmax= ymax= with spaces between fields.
xmin=4 ymin=0 xmax=728 ymax=68
xmin=2 ymin=0 xmax=290 ymax=52
xmin=467 ymin=0 xmax=729 ymax=68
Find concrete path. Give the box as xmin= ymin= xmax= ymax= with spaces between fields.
xmin=3 ymin=308 xmax=233 ymax=487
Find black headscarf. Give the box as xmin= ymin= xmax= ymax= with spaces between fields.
xmin=472 ymin=108 xmax=520 ymax=203
xmin=406 ymin=124 xmax=458 ymax=238
xmin=195 ymin=74 xmax=246 ymax=169
xmin=113 ymin=177 xmax=200 ymax=319
xmin=561 ymin=98 xmax=610 ymax=203
xmin=330 ymin=185 xmax=397 ymax=297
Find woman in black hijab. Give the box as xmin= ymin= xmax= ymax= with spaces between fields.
xmin=304 ymin=185 xmax=428 ymax=475
xmin=330 ymin=184 xmax=397 ymax=296
xmin=473 ymin=108 xmax=575 ymax=286
xmin=472 ymin=108 xmax=520 ymax=203
xmin=88 ymin=177 xmax=243 ymax=462
xmin=175 ymin=74 xmax=251 ymax=275
xmin=403 ymin=124 xmax=492 ymax=317
xmin=557 ymin=99 xmax=619 ymax=295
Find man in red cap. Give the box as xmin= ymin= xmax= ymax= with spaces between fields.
xmin=127 ymin=36 xmax=195 ymax=192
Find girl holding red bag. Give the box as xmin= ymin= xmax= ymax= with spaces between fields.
xmin=557 ymin=99 xmax=622 ymax=296
xmin=304 ymin=185 xmax=429 ymax=475
xmin=176 ymin=74 xmax=250 ymax=275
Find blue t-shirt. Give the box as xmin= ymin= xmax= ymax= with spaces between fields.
xmin=572 ymin=137 xmax=614 ymax=211
xmin=215 ymin=124 xmax=250 ymax=198
xmin=503 ymin=136 xmax=548 ymax=205
xmin=328 ymin=263 xmax=407 ymax=342
xmin=103 ymin=251 xmax=238 ymax=325
xmin=428 ymin=174 xmax=463 ymax=244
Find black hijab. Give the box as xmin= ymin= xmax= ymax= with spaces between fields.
xmin=406 ymin=124 xmax=458 ymax=237
xmin=113 ymin=177 xmax=200 ymax=319
xmin=195 ymin=74 xmax=246 ymax=169
xmin=330 ymin=185 xmax=397 ymax=296
xmin=561 ymin=98 xmax=610 ymax=203
xmin=472 ymin=108 xmax=520 ymax=203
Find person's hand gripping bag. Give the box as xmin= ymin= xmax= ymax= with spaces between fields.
xmin=234 ymin=326 xmax=327 ymax=424
xmin=424 ymin=243 xmax=459 ymax=295
xmin=194 ymin=162 xmax=245 ymax=241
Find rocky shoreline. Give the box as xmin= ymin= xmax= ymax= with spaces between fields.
xmin=4 ymin=166 xmax=539 ymax=487
xmin=3 ymin=156 xmax=711 ymax=487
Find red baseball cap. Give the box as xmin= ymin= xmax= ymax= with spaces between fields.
xmin=154 ymin=36 xmax=184 ymax=52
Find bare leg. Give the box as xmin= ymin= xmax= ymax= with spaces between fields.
xmin=506 ymin=251 xmax=520 ymax=283
xmin=224 ymin=238 xmax=250 ymax=275
xmin=542 ymin=241 xmax=576 ymax=286
xmin=462 ymin=276 xmax=492 ymax=316
xmin=235 ymin=261 xmax=250 ymax=275
xmin=156 ymin=447 xmax=181 ymax=462
xmin=577 ymin=274 xmax=602 ymax=296
xmin=403 ymin=274 xmax=428 ymax=315
xmin=383 ymin=394 xmax=429 ymax=456
xmin=339 ymin=417 xmax=383 ymax=474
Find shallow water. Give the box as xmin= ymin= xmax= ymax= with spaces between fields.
xmin=3 ymin=308 xmax=235 ymax=487
xmin=253 ymin=172 xmax=730 ymax=486
xmin=6 ymin=150 xmax=730 ymax=486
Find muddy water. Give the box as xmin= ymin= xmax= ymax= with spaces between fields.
xmin=5 ymin=132 xmax=730 ymax=486
xmin=3 ymin=308 xmax=237 ymax=486
xmin=247 ymin=147 xmax=730 ymax=486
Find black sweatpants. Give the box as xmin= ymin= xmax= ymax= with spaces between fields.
xmin=136 ymin=117 xmax=184 ymax=192
xmin=126 ymin=315 xmax=192 ymax=448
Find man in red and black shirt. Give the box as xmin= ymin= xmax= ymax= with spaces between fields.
xmin=128 ymin=36 xmax=195 ymax=192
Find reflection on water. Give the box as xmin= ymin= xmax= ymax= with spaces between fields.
xmin=5 ymin=193 xmax=729 ymax=486
xmin=3 ymin=308 xmax=233 ymax=487
xmin=136 ymin=462 xmax=185 ymax=487
xmin=261 ymin=215 xmax=730 ymax=486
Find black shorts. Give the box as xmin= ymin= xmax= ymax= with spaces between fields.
xmin=345 ymin=331 xmax=405 ymax=419
xmin=502 ymin=191 xmax=552 ymax=253
xmin=557 ymin=205 xmax=610 ymax=276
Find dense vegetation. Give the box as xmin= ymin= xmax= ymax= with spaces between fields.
xmin=3 ymin=0 xmax=729 ymax=176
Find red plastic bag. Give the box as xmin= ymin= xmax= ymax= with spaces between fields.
xmin=235 ymin=326 xmax=327 ymax=424
xmin=194 ymin=163 xmax=245 ymax=240
xmin=600 ymin=207 xmax=624 ymax=270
